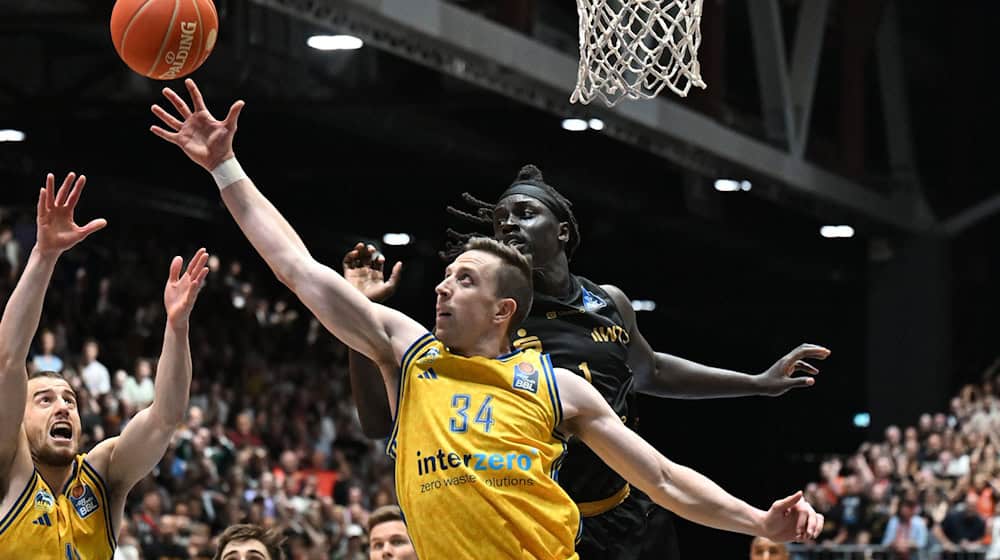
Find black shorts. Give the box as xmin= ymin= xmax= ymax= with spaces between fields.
xmin=576 ymin=489 xmax=681 ymax=560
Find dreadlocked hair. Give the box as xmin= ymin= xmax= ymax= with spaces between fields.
xmin=441 ymin=192 xmax=495 ymax=260
xmin=439 ymin=165 xmax=581 ymax=261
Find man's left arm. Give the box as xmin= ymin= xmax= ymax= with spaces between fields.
xmin=557 ymin=367 xmax=822 ymax=542
xmin=601 ymin=284 xmax=830 ymax=399
xmin=89 ymin=249 xmax=209 ymax=498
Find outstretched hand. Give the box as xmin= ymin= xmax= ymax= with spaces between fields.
xmin=150 ymin=78 xmax=245 ymax=172
xmin=760 ymin=491 xmax=824 ymax=543
xmin=342 ymin=242 xmax=403 ymax=303
xmin=35 ymin=172 xmax=107 ymax=256
xmin=757 ymin=344 xmax=831 ymax=396
xmin=164 ymin=248 xmax=210 ymax=328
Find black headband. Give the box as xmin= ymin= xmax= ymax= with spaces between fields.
xmin=499 ymin=184 xmax=570 ymax=223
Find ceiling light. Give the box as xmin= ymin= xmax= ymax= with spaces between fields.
xmin=561 ymin=118 xmax=588 ymax=132
xmin=382 ymin=233 xmax=411 ymax=246
xmin=715 ymin=179 xmax=751 ymax=192
xmin=820 ymin=225 xmax=855 ymax=239
xmin=588 ymin=118 xmax=605 ymax=131
xmin=630 ymin=300 xmax=656 ymax=312
xmin=307 ymin=35 xmax=363 ymax=51
xmin=0 ymin=129 xmax=25 ymax=142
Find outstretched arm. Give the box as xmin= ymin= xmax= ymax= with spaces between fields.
xmin=90 ymin=249 xmax=209 ymax=499
xmin=557 ymin=367 xmax=822 ymax=542
xmin=0 ymin=173 xmax=106 ymax=481
xmin=343 ymin=243 xmax=402 ymax=438
xmin=602 ymin=285 xmax=830 ymax=398
xmin=150 ymin=79 xmax=425 ymax=368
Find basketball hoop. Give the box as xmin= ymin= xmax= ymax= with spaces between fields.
xmin=572 ymin=0 xmax=707 ymax=106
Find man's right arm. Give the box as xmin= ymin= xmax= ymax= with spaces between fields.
xmin=0 ymin=248 xmax=59 ymax=475
xmin=150 ymin=80 xmax=426 ymax=370
xmin=1 ymin=173 xmax=105 ymax=482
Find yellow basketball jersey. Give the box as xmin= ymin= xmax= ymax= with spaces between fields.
xmin=388 ymin=332 xmax=581 ymax=560
xmin=0 ymin=454 xmax=116 ymax=559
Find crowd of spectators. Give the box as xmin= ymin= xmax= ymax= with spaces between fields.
xmin=2 ymin=208 xmax=395 ymax=560
xmin=803 ymin=361 xmax=1000 ymax=559
xmin=11 ymin=201 xmax=1000 ymax=560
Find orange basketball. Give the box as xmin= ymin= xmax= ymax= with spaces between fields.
xmin=110 ymin=0 xmax=219 ymax=80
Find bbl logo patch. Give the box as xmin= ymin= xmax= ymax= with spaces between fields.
xmin=33 ymin=489 xmax=55 ymax=514
xmin=69 ymin=483 xmax=99 ymax=519
xmin=512 ymin=362 xmax=539 ymax=393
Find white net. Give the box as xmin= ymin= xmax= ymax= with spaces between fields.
xmin=572 ymin=0 xmax=707 ymax=106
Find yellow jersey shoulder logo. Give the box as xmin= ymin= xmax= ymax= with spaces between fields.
xmin=69 ymin=483 xmax=100 ymax=519
xmin=414 ymin=347 xmax=441 ymax=368
xmin=512 ymin=362 xmax=539 ymax=393
xmin=33 ymin=489 xmax=55 ymax=514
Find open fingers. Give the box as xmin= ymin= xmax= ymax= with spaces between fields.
xmin=168 ymin=255 xmax=184 ymax=283
xmin=224 ymin=100 xmax=245 ymax=128
xmin=36 ymin=188 xmax=45 ymax=218
xmin=193 ymin=262 xmax=210 ymax=287
xmin=184 ymin=79 xmax=207 ymax=113
xmin=185 ymin=248 xmax=209 ymax=277
xmin=41 ymin=173 xmax=55 ymax=214
xmin=55 ymin=172 xmax=76 ymax=206
xmin=78 ymin=218 xmax=108 ymax=237
xmin=151 ymin=104 xmax=184 ymax=131
xmin=789 ymin=344 xmax=831 ymax=362
xmin=162 ymin=87 xmax=192 ymax=118
xmin=386 ymin=261 xmax=403 ymax=288
xmin=65 ymin=174 xmax=87 ymax=209
xmin=186 ymin=251 xmax=211 ymax=295
xmin=793 ymin=360 xmax=820 ymax=376
xmin=150 ymin=125 xmax=180 ymax=144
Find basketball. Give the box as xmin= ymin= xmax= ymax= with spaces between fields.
xmin=110 ymin=0 xmax=219 ymax=80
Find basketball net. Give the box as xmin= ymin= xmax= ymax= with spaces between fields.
xmin=572 ymin=0 xmax=707 ymax=106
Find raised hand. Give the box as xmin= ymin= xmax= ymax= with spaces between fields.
xmin=164 ymin=248 xmax=210 ymax=328
xmin=150 ymin=78 xmax=245 ymax=172
xmin=35 ymin=172 xmax=107 ymax=256
xmin=343 ymin=243 xmax=403 ymax=304
xmin=760 ymin=491 xmax=823 ymax=543
xmin=757 ymin=343 xmax=831 ymax=396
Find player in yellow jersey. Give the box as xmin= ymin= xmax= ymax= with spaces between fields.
xmin=152 ymin=79 xmax=825 ymax=559
xmin=0 ymin=171 xmax=210 ymax=559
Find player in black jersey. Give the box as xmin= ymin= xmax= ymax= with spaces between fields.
xmin=342 ymin=165 xmax=829 ymax=559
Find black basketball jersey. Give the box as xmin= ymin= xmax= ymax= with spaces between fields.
xmin=511 ymin=274 xmax=637 ymax=505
